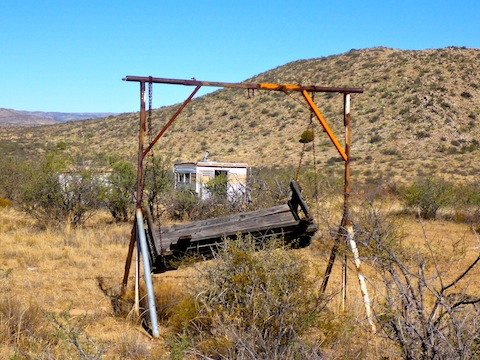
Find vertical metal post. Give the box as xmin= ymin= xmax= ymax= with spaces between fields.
xmin=134 ymin=81 xmax=146 ymax=317
xmin=344 ymin=94 xmax=351 ymax=218
xmin=343 ymin=94 xmax=376 ymax=333
xmin=137 ymin=81 xmax=146 ymax=209
xmin=120 ymin=81 xmax=149 ymax=305
xmin=342 ymin=93 xmax=351 ymax=312
xmin=136 ymin=209 xmax=160 ymax=337
xmin=121 ymin=222 xmax=137 ymax=296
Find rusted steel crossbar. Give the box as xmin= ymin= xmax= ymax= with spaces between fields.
xmin=123 ymin=76 xmax=364 ymax=94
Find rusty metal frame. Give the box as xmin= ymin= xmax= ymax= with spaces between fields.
xmin=122 ymin=75 xmax=376 ymax=332
xmin=123 ymin=75 xmax=363 ymax=211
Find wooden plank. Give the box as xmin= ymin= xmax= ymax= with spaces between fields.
xmin=180 ymin=216 xmax=298 ymax=243
xmin=158 ymin=207 xmax=292 ymax=243
xmin=180 ymin=220 xmax=317 ymax=254
xmin=157 ymin=209 xmax=297 ymax=249
xmin=149 ymin=180 xmax=319 ymax=270
xmin=168 ymin=208 xmax=293 ymax=234
xmin=160 ymin=204 xmax=290 ymax=234
xmin=159 ymin=207 xmax=291 ymax=233
xmin=289 ymin=180 xmax=312 ymax=220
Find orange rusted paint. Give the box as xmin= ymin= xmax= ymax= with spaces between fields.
xmin=302 ymin=90 xmax=347 ymax=161
xmin=123 ymin=76 xmax=364 ymax=94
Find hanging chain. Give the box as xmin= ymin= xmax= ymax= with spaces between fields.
xmin=143 ymin=80 xmax=154 ymax=193
xmin=295 ymin=93 xmax=315 ymax=181
xmin=146 ymin=80 xmax=164 ymax=254
xmin=147 ymin=80 xmax=159 ymax=216
xmin=295 ymin=142 xmax=306 ymax=181
xmin=283 ymin=90 xmax=311 ymax=112
xmin=148 ymin=80 xmax=153 ymax=143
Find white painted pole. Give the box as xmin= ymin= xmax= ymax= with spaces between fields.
xmin=135 ymin=209 xmax=160 ymax=338
xmin=346 ymin=222 xmax=376 ymax=333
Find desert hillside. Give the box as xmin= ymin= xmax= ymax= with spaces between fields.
xmin=0 ymin=47 xmax=478 ymax=184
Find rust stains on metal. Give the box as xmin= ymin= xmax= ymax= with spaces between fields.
xmin=123 ymin=76 xmax=364 ymax=94
xmin=302 ymin=90 xmax=347 ymax=161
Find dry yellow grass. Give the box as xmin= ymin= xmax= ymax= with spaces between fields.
xmin=0 ymin=208 xmax=167 ymax=358
xmin=1 ymin=203 xmax=479 ymax=358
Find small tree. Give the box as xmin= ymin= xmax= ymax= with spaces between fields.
xmin=144 ymin=155 xmax=173 ymax=220
xmin=60 ymin=169 xmax=107 ymax=226
xmin=248 ymin=166 xmax=294 ymax=208
xmin=196 ymin=173 xmax=251 ymax=219
xmin=0 ymin=156 xmax=30 ymax=202
xmin=104 ymin=160 xmax=137 ymax=222
xmin=401 ymin=177 xmax=453 ymax=220
xmin=104 ymin=156 xmax=173 ymax=222
xmin=204 ymin=172 xmax=228 ymax=199
xmin=21 ymin=153 xmax=106 ymax=227
xmin=163 ymin=188 xmax=200 ymax=221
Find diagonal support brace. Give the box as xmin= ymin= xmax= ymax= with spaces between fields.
xmin=302 ymin=90 xmax=347 ymax=161
xmin=143 ymin=85 xmax=201 ymax=158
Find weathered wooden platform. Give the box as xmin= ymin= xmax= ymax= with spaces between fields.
xmin=144 ymin=180 xmax=317 ymax=273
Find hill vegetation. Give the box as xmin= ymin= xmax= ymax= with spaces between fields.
xmin=0 ymin=46 xmax=479 ymax=185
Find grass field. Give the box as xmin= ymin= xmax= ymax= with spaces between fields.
xmin=1 ymin=203 xmax=479 ymax=359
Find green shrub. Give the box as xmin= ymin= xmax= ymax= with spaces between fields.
xmin=21 ymin=152 xmax=107 ymax=228
xmin=299 ymin=130 xmax=314 ymax=143
xmin=369 ymin=134 xmax=382 ymax=143
xmin=0 ymin=157 xmax=30 ymax=202
xmin=415 ymin=130 xmax=430 ymax=139
xmin=104 ymin=160 xmax=136 ymax=222
xmin=381 ymin=149 xmax=399 ymax=156
xmin=164 ymin=189 xmax=200 ymax=221
xmin=400 ymin=177 xmax=454 ymax=219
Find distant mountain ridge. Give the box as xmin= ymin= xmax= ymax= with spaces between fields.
xmin=0 ymin=108 xmax=118 ymax=126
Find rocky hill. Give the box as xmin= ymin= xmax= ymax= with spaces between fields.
xmin=0 ymin=47 xmax=478 ymax=184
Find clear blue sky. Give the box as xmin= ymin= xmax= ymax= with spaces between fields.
xmin=1 ymin=0 xmax=478 ymax=113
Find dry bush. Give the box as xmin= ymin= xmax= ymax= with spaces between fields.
xmin=0 ymin=293 xmax=108 ymax=359
xmin=151 ymin=278 xmax=191 ymax=325
xmin=115 ymin=332 xmax=151 ymax=359
xmin=47 ymin=311 xmax=105 ymax=359
xmin=166 ymin=237 xmax=332 ymax=359
xmin=354 ymin=202 xmax=480 ymax=359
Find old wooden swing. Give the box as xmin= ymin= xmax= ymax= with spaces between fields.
xmin=121 ymin=76 xmax=375 ymax=336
